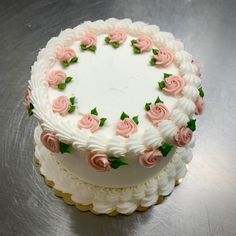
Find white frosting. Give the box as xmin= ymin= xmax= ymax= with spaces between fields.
xmin=29 ymin=18 xmax=202 ymax=156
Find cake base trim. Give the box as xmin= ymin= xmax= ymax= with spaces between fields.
xmin=34 ymin=126 xmax=193 ymax=215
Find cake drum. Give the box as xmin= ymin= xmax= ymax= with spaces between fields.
xmin=1 ymin=0 xmax=236 ymax=235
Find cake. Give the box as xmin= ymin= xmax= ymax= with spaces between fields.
xmin=25 ymin=18 xmax=204 ymax=215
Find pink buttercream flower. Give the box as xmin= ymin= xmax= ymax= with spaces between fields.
xmin=47 ymin=70 xmax=66 ymax=88
xmin=134 ymin=36 xmax=153 ymax=52
xmin=87 ymin=153 xmax=111 ymax=172
xmin=52 ymin=96 xmax=70 ymax=116
xmin=81 ymin=33 xmax=97 ymax=48
xmin=78 ymin=114 xmax=100 ymax=133
xmin=40 ymin=131 xmax=60 ymax=153
xmin=147 ymin=103 xmax=170 ymax=125
xmin=195 ymin=96 xmax=204 ymax=115
xmin=109 ymin=29 xmax=127 ymax=44
xmin=192 ymin=60 xmax=201 ymax=77
xmin=154 ymin=48 xmax=174 ymax=67
xmin=24 ymin=87 xmax=31 ymax=110
xmin=163 ymin=75 xmax=185 ymax=96
xmin=175 ymin=126 xmax=193 ymax=147
xmin=56 ymin=47 xmax=76 ymax=62
xmin=116 ymin=118 xmax=138 ymax=138
xmin=139 ymin=149 xmax=163 ymax=168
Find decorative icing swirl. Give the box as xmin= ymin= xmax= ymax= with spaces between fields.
xmin=87 ymin=153 xmax=111 ymax=171
xmin=109 ymin=29 xmax=127 ymax=44
xmin=139 ymin=149 xmax=163 ymax=168
xmin=147 ymin=104 xmax=170 ymax=126
xmin=56 ymin=47 xmax=76 ymax=62
xmin=163 ymin=75 xmax=185 ymax=96
xmin=116 ymin=118 xmax=138 ymax=138
xmin=47 ymin=70 xmax=66 ymax=88
xmin=192 ymin=60 xmax=201 ymax=77
xmin=40 ymin=131 xmax=60 ymax=153
xmin=175 ymin=126 xmax=192 ymax=147
xmin=134 ymin=36 xmax=153 ymax=52
xmin=154 ymin=48 xmax=174 ymax=67
xmin=52 ymin=96 xmax=70 ymax=116
xmin=24 ymin=87 xmax=31 ymax=110
xmin=78 ymin=114 xmax=100 ymax=133
xmin=80 ymin=33 xmax=97 ymax=48
xmin=195 ymin=97 xmax=204 ymax=115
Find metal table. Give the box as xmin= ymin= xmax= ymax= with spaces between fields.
xmin=1 ymin=0 xmax=236 ymax=235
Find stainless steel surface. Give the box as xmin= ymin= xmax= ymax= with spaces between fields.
xmin=1 ymin=0 xmax=236 ymax=235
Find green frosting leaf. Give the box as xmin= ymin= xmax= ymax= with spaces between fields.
xmin=28 ymin=103 xmax=34 ymax=117
xmin=133 ymin=47 xmax=141 ymax=54
xmin=164 ymin=73 xmax=172 ymax=79
xmin=70 ymin=96 xmax=75 ymax=105
xmin=58 ymin=83 xmax=66 ymax=90
xmin=63 ymin=61 xmax=69 ymax=67
xmin=80 ymin=44 xmax=87 ymax=50
xmin=65 ymin=77 xmax=73 ymax=84
xmin=105 ymin=37 xmax=110 ymax=44
xmin=158 ymin=81 xmax=165 ymax=90
xmin=71 ymin=57 xmax=78 ymax=63
xmin=89 ymin=45 xmax=96 ymax=52
xmin=120 ymin=112 xmax=129 ymax=120
xmin=69 ymin=105 xmax=76 ymax=113
xmin=59 ymin=142 xmax=72 ymax=154
xmin=145 ymin=102 xmax=152 ymax=111
xmin=159 ymin=143 xmax=173 ymax=157
xmin=154 ymin=96 xmax=164 ymax=104
xmin=152 ymin=48 xmax=159 ymax=55
xmin=132 ymin=115 xmax=139 ymax=125
xmin=91 ymin=107 xmax=98 ymax=116
xmin=99 ymin=118 xmax=107 ymax=127
xmin=112 ymin=42 xmax=120 ymax=48
xmin=150 ymin=57 xmax=156 ymax=65
xmin=131 ymin=39 xmax=137 ymax=46
xmin=187 ymin=119 xmax=196 ymax=132
xmin=108 ymin=157 xmax=128 ymax=169
xmin=198 ymin=87 xmax=205 ymax=98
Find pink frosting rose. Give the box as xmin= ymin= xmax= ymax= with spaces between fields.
xmin=40 ymin=131 xmax=60 ymax=153
xmin=139 ymin=149 xmax=163 ymax=168
xmin=47 ymin=70 xmax=66 ymax=88
xmin=147 ymin=103 xmax=170 ymax=125
xmin=78 ymin=114 xmax=100 ymax=133
xmin=56 ymin=47 xmax=76 ymax=62
xmin=134 ymin=36 xmax=153 ymax=52
xmin=116 ymin=118 xmax=138 ymax=138
xmin=175 ymin=126 xmax=193 ymax=147
xmin=87 ymin=153 xmax=111 ymax=172
xmin=24 ymin=87 xmax=31 ymax=110
xmin=163 ymin=75 xmax=185 ymax=96
xmin=81 ymin=33 xmax=97 ymax=48
xmin=192 ymin=60 xmax=201 ymax=77
xmin=109 ymin=29 xmax=127 ymax=44
xmin=154 ymin=48 xmax=175 ymax=67
xmin=52 ymin=96 xmax=70 ymax=116
xmin=195 ymin=96 xmax=204 ymax=115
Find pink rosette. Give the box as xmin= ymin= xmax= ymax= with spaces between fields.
xmin=192 ymin=60 xmax=201 ymax=77
xmin=81 ymin=33 xmax=97 ymax=48
xmin=52 ymin=96 xmax=70 ymax=116
xmin=134 ymin=36 xmax=153 ymax=52
xmin=56 ymin=47 xmax=76 ymax=62
xmin=139 ymin=149 xmax=163 ymax=168
xmin=24 ymin=87 xmax=31 ymax=110
xmin=147 ymin=103 xmax=170 ymax=125
xmin=163 ymin=75 xmax=185 ymax=96
xmin=47 ymin=70 xmax=66 ymax=88
xmin=87 ymin=153 xmax=111 ymax=172
xmin=109 ymin=29 xmax=127 ymax=44
xmin=175 ymin=126 xmax=193 ymax=147
xmin=195 ymin=96 xmax=204 ymax=115
xmin=116 ymin=118 xmax=138 ymax=138
xmin=40 ymin=131 xmax=60 ymax=153
xmin=154 ymin=48 xmax=174 ymax=67
xmin=78 ymin=114 xmax=100 ymax=133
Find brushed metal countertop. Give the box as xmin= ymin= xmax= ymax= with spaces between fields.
xmin=1 ymin=0 xmax=236 ymax=235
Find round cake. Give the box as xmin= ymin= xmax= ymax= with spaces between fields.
xmin=25 ymin=18 xmax=204 ymax=215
